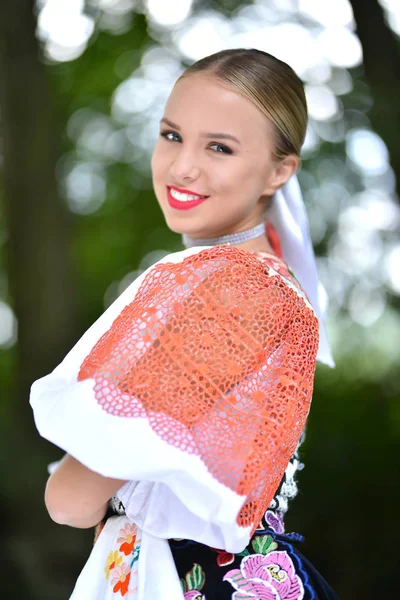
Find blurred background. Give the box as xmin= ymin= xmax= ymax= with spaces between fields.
xmin=0 ymin=0 xmax=399 ymax=597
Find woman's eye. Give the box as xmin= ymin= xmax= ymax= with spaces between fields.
xmin=209 ymin=143 xmax=233 ymax=155
xmin=160 ymin=130 xmax=181 ymax=142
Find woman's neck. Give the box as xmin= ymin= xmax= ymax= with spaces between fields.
xmin=232 ymin=235 xmax=277 ymax=255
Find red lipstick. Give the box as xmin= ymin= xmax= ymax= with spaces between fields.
xmin=167 ymin=186 xmax=209 ymax=210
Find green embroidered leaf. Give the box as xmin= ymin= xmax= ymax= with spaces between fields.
xmin=236 ymin=548 xmax=250 ymax=557
xmin=186 ymin=563 xmax=206 ymax=590
xmin=180 ymin=578 xmax=187 ymax=593
xmin=252 ymin=535 xmax=278 ymax=555
xmin=130 ymin=545 xmax=140 ymax=568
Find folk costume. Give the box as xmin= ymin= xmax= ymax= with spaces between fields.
xmin=30 ymin=176 xmax=338 ymax=599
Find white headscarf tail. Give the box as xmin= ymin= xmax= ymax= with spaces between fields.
xmin=267 ymin=176 xmax=335 ymax=368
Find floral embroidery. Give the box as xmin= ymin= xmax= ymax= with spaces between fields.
xmin=252 ymin=534 xmax=278 ymax=555
xmin=117 ymin=522 xmax=137 ymax=556
xmin=214 ymin=549 xmax=235 ymax=567
xmin=180 ymin=563 xmax=206 ymax=599
xmin=257 ymin=252 xmax=312 ymax=309
xmin=103 ymin=518 xmax=141 ymax=596
xmin=184 ymin=593 xmax=205 ymax=600
xmin=265 ymin=257 xmax=301 ymax=291
xmin=212 ymin=544 xmax=255 ymax=568
xmin=213 ymin=534 xmax=280 ymax=570
xmin=104 ymin=550 xmax=123 ymax=580
xmin=265 ymin=510 xmax=285 ymax=534
xmin=111 ymin=562 xmax=131 ymax=597
xmin=224 ymin=550 xmax=304 ymax=600
xmin=130 ymin=544 xmax=140 ymax=566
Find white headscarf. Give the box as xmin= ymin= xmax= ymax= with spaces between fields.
xmin=266 ymin=175 xmax=335 ymax=368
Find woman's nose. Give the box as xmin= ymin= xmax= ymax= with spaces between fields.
xmin=170 ymin=148 xmax=201 ymax=182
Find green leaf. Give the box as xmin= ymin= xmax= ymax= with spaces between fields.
xmin=130 ymin=545 xmax=140 ymax=568
xmin=180 ymin=578 xmax=187 ymax=593
xmin=186 ymin=563 xmax=206 ymax=591
xmin=252 ymin=535 xmax=278 ymax=555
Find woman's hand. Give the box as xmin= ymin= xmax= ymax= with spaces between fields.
xmin=45 ymin=454 xmax=127 ymax=528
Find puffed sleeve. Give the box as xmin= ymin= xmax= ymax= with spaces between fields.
xmin=30 ymin=245 xmax=319 ymax=552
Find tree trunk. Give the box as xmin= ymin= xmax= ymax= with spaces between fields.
xmin=0 ymin=1 xmax=87 ymax=596
xmin=349 ymin=0 xmax=400 ymax=197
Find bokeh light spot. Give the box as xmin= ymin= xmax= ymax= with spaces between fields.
xmin=346 ymin=130 xmax=389 ymax=176
xmin=0 ymin=301 xmax=17 ymax=348
xmin=147 ymin=0 xmax=193 ymax=27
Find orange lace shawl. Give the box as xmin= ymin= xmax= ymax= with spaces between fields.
xmin=78 ymin=246 xmax=319 ymax=533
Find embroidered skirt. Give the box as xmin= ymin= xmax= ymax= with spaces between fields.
xmin=169 ymin=527 xmax=339 ymax=600
xmin=69 ymin=510 xmax=338 ymax=600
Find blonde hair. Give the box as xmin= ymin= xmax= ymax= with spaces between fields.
xmin=179 ymin=48 xmax=307 ymax=160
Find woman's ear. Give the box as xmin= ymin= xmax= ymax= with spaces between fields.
xmin=262 ymin=155 xmax=300 ymax=196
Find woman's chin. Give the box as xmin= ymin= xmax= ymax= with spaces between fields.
xmin=163 ymin=217 xmax=204 ymax=237
xmin=162 ymin=211 xmax=229 ymax=239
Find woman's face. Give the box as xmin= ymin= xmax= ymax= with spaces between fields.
xmin=151 ymin=73 xmax=290 ymax=239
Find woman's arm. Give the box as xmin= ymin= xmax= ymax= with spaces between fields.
xmin=45 ymin=454 xmax=127 ymax=528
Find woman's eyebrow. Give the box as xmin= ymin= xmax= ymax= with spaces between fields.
xmin=203 ymin=132 xmax=241 ymax=144
xmin=160 ymin=117 xmax=181 ymax=130
xmin=160 ymin=117 xmax=241 ymax=145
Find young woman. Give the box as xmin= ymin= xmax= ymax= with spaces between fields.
xmin=31 ymin=49 xmax=338 ymax=599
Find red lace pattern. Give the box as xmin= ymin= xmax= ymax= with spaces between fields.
xmin=78 ymin=247 xmax=319 ymax=532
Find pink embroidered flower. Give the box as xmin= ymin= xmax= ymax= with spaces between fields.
xmin=224 ymin=551 xmax=304 ymax=600
xmin=117 ymin=523 xmax=137 ymax=556
xmin=184 ymin=591 xmax=205 ymax=600
xmin=104 ymin=550 xmax=123 ymax=580
xmin=181 ymin=563 xmax=206 ymax=599
xmin=111 ymin=562 xmax=131 ymax=596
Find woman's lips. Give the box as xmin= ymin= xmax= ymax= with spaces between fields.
xmin=166 ymin=186 xmax=209 ymax=210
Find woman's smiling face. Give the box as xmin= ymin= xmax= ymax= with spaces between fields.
xmin=151 ymin=73 xmax=294 ymax=240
